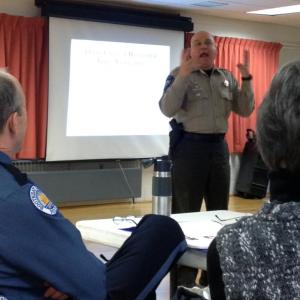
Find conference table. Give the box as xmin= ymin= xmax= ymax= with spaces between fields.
xmin=76 ymin=210 xmax=250 ymax=271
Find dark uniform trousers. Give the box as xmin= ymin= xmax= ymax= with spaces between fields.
xmin=106 ymin=214 xmax=187 ymax=300
xmin=172 ymin=133 xmax=230 ymax=213
xmin=170 ymin=133 xmax=230 ymax=289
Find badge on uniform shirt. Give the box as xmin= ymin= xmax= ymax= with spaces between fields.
xmin=163 ymin=75 xmax=175 ymax=92
xmin=224 ymin=79 xmax=229 ymax=87
xmin=29 ymin=185 xmax=57 ymax=215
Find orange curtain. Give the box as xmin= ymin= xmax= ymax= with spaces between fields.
xmin=0 ymin=14 xmax=48 ymax=159
xmin=185 ymin=32 xmax=282 ymax=153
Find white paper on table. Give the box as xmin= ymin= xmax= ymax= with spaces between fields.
xmin=179 ymin=219 xmax=236 ymax=250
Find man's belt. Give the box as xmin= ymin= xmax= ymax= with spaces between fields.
xmin=183 ymin=132 xmax=225 ymax=142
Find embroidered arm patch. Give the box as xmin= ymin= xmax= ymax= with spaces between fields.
xmin=30 ymin=185 xmax=58 ymax=215
xmin=163 ymin=75 xmax=175 ymax=92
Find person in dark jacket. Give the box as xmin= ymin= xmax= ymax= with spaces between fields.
xmin=0 ymin=70 xmax=187 ymax=300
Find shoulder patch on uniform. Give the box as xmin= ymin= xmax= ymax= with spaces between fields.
xmin=0 ymin=296 xmax=8 ymax=300
xmin=163 ymin=75 xmax=175 ymax=92
xmin=29 ymin=185 xmax=57 ymax=215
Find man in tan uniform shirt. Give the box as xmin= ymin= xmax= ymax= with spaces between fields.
xmin=159 ymin=31 xmax=254 ymax=287
xmin=160 ymin=31 xmax=254 ymax=212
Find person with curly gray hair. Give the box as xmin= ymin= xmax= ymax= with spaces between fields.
xmin=206 ymin=60 xmax=300 ymax=299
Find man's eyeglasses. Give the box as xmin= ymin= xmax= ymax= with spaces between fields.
xmin=212 ymin=214 xmax=242 ymax=225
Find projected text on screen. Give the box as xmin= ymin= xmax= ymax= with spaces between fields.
xmin=67 ymin=39 xmax=170 ymax=136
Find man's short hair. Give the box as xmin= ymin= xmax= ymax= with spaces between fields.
xmin=257 ymin=60 xmax=300 ymax=172
xmin=0 ymin=72 xmax=22 ymax=133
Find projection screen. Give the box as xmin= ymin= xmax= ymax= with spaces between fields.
xmin=46 ymin=17 xmax=183 ymax=161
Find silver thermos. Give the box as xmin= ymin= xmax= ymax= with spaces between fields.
xmin=152 ymin=158 xmax=172 ymax=216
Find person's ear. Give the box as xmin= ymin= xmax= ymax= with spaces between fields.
xmin=7 ymin=112 xmax=19 ymax=135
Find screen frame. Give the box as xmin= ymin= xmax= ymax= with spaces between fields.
xmin=46 ymin=17 xmax=183 ymax=161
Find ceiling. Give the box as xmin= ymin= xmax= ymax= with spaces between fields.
xmin=72 ymin=0 xmax=300 ymax=27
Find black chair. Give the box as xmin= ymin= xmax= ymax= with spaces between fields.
xmin=235 ymin=129 xmax=269 ymax=199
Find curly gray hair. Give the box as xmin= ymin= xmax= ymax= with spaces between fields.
xmin=257 ymin=60 xmax=300 ymax=172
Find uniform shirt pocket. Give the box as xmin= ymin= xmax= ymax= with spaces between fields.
xmin=220 ymin=84 xmax=233 ymax=101
xmin=183 ymin=85 xmax=209 ymax=117
xmin=218 ymin=83 xmax=233 ymax=116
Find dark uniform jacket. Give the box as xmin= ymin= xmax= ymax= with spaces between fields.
xmin=0 ymin=151 xmax=106 ymax=299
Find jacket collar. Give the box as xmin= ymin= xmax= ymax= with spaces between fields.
xmin=270 ymin=170 xmax=300 ymax=203
xmin=0 ymin=151 xmax=12 ymax=164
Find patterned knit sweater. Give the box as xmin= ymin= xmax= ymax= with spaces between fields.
xmin=216 ymin=171 xmax=300 ymax=300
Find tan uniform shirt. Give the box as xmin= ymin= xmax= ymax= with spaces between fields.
xmin=159 ymin=67 xmax=254 ymax=133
